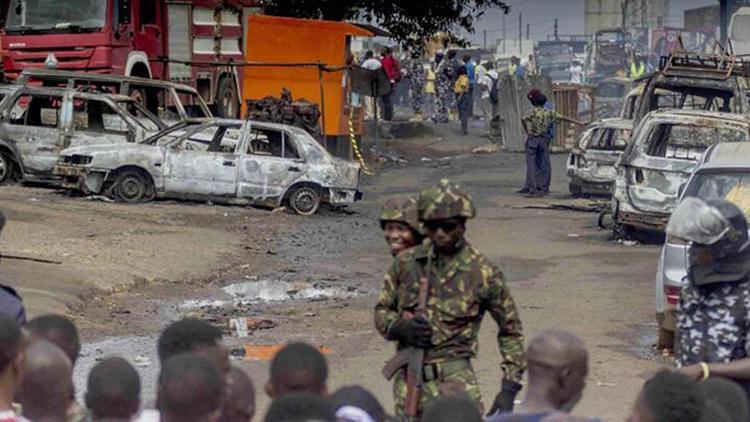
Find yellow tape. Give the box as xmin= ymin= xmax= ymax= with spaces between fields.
xmin=349 ymin=107 xmax=373 ymax=175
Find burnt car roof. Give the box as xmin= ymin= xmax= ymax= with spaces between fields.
xmin=643 ymin=109 xmax=750 ymax=124
xmin=18 ymin=69 xmax=202 ymax=94
xmin=590 ymin=118 xmax=633 ymax=129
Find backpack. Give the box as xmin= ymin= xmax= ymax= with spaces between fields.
xmin=489 ymin=74 xmax=499 ymax=104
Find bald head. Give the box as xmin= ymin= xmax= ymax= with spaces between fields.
xmin=18 ymin=340 xmax=73 ymax=421
xmin=218 ymin=366 xmax=256 ymax=422
xmin=525 ymin=330 xmax=588 ymax=412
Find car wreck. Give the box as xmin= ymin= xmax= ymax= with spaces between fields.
xmin=567 ymin=118 xmax=632 ymax=197
xmin=612 ymin=109 xmax=750 ymax=235
xmin=53 ymin=119 xmax=362 ymax=215
xmin=0 ymin=86 xmax=165 ymax=184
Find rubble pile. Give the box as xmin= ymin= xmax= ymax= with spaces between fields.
xmin=245 ymin=88 xmax=322 ymax=139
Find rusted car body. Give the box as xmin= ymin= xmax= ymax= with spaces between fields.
xmin=0 ymin=86 xmax=164 ymax=184
xmin=53 ymin=119 xmax=362 ymax=215
xmin=612 ymin=109 xmax=750 ymax=233
xmin=567 ymin=118 xmax=632 ymax=197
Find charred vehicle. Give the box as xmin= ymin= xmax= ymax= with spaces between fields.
xmin=595 ymin=78 xmax=632 ymax=119
xmin=17 ymin=69 xmax=212 ymax=124
xmin=536 ymin=44 xmax=575 ymax=82
xmin=0 ymin=86 xmax=164 ymax=184
xmin=612 ymin=109 xmax=750 ymax=234
xmin=567 ymin=118 xmax=632 ymax=197
xmin=655 ymin=142 xmax=750 ymax=349
xmin=633 ymin=51 xmax=750 ymax=125
xmin=53 ymin=119 xmax=362 ymax=215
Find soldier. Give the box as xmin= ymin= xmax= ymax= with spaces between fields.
xmin=375 ymin=179 xmax=525 ymax=419
xmin=407 ymin=52 xmax=426 ymax=122
xmin=380 ymin=196 xmax=424 ymax=257
xmin=667 ymin=198 xmax=750 ymax=403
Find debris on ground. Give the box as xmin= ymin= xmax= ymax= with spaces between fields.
xmin=471 ymin=144 xmax=501 ymax=154
xmin=83 ymin=195 xmax=115 ymax=203
xmin=517 ymin=198 xmax=610 ymax=213
xmin=228 ymin=317 xmax=278 ymax=337
xmin=229 ymin=343 xmax=333 ymax=361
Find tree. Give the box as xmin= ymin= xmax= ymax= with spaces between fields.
xmin=262 ymin=0 xmax=510 ymax=50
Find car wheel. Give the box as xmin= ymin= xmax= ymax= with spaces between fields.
xmin=0 ymin=153 xmax=13 ymax=185
xmin=113 ymin=170 xmax=152 ymax=203
xmin=215 ymin=77 xmax=239 ymax=119
xmin=289 ymin=186 xmax=321 ymax=215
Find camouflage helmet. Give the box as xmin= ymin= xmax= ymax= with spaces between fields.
xmin=379 ymin=196 xmax=423 ymax=234
xmin=418 ymin=179 xmax=476 ymax=222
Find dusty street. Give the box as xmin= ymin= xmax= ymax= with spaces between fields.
xmin=0 ymin=123 xmax=666 ymax=420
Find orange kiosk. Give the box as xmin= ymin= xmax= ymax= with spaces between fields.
xmin=243 ymin=15 xmax=377 ymax=158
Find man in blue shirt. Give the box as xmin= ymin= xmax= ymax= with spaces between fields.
xmin=464 ymin=55 xmax=477 ymax=119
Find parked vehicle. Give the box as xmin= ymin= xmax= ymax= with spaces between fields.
xmin=596 ymin=77 xmax=632 ymax=119
xmin=655 ymin=142 xmax=750 ymax=348
xmin=592 ymin=29 xmax=632 ymax=78
xmin=536 ymin=44 xmax=575 ymax=82
xmin=612 ymin=109 xmax=750 ymax=235
xmin=17 ymin=69 xmax=212 ymax=124
xmin=0 ymin=86 xmax=164 ymax=184
xmin=633 ymin=51 xmax=750 ymax=126
xmin=567 ymin=118 xmax=632 ymax=197
xmin=53 ymin=119 xmax=362 ymax=215
xmin=2 ymin=0 xmax=261 ymax=118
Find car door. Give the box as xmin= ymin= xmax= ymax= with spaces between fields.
xmin=624 ymin=120 xmax=749 ymax=214
xmin=65 ymin=95 xmax=134 ymax=148
xmin=162 ymin=123 xmax=240 ymax=198
xmin=236 ymin=125 xmax=306 ymax=201
xmin=0 ymin=91 xmax=68 ymax=176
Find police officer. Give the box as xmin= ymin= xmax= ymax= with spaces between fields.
xmin=380 ymin=196 xmax=424 ymax=257
xmin=668 ymin=197 xmax=750 ymax=401
xmin=375 ymin=179 xmax=525 ymax=418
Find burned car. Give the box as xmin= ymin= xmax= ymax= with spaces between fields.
xmin=0 ymin=86 xmax=165 ymax=184
xmin=567 ymin=118 xmax=632 ymax=197
xmin=53 ymin=119 xmax=362 ymax=215
xmin=612 ymin=109 xmax=750 ymax=234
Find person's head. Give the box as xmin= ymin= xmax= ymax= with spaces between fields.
xmin=411 ymin=51 xmax=421 ymax=60
xmin=158 ymin=318 xmax=229 ymax=374
xmin=0 ymin=314 xmax=23 ymax=395
xmin=528 ymin=89 xmax=548 ymax=107
xmin=526 ymin=329 xmax=588 ymax=412
xmin=26 ymin=314 xmax=80 ymax=366
xmin=158 ymin=353 xmax=225 ymax=422
xmin=457 ymin=66 xmax=467 ymax=76
xmin=18 ymin=340 xmax=73 ymax=421
xmin=364 ymin=51 xmax=374 ymax=60
xmin=380 ymin=196 xmax=424 ymax=256
xmin=421 ymin=395 xmax=481 ymax=422
xmin=330 ymin=385 xmax=386 ymax=422
xmin=266 ymin=342 xmax=328 ymax=398
xmin=529 ymin=54 xmax=534 ymax=61
xmin=485 ymin=61 xmax=495 ymax=70
xmin=447 ymin=50 xmax=456 ymax=59
xmin=265 ymin=392 xmax=335 ymax=422
xmin=666 ymin=197 xmax=750 ymax=286
xmin=463 ymin=54 xmax=471 ymax=63
xmin=218 ymin=366 xmax=256 ymax=422
xmin=627 ymin=370 xmax=705 ymax=422
xmin=435 ymin=49 xmax=444 ymax=61
xmin=699 ymin=377 xmax=749 ymax=422
xmin=418 ymin=179 xmax=475 ymax=255
xmin=85 ymin=357 xmax=141 ymax=421
xmin=381 ymin=46 xmax=392 ymax=57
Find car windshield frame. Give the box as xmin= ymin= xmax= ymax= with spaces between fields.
xmin=6 ymin=0 xmax=107 ymax=33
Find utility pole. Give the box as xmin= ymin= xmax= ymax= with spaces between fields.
xmin=502 ymin=13 xmax=506 ymax=54
xmin=483 ymin=30 xmax=487 ymax=50
xmin=621 ymin=0 xmax=629 ymax=31
xmin=554 ymin=18 xmax=558 ymax=41
xmin=526 ymin=23 xmax=530 ymax=40
xmin=519 ymin=12 xmax=523 ymax=55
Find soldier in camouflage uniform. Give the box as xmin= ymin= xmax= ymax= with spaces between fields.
xmin=432 ymin=50 xmax=455 ymax=124
xmin=407 ymin=53 xmax=426 ymax=122
xmin=380 ymin=196 xmax=424 ymax=257
xmin=375 ymin=179 xmax=526 ymax=419
xmin=667 ymin=197 xmax=750 ymax=402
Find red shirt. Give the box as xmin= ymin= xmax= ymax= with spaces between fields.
xmin=381 ymin=55 xmax=401 ymax=83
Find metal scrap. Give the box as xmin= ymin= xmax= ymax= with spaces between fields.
xmin=245 ymin=88 xmax=322 ymax=139
xmin=517 ymin=199 xmax=610 ymax=213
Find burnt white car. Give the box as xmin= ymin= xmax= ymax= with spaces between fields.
xmin=612 ymin=109 xmax=750 ymax=234
xmin=567 ymin=118 xmax=632 ymax=197
xmin=54 ymin=120 xmax=362 ymax=215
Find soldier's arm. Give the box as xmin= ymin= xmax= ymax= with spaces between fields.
xmin=374 ymin=261 xmax=401 ymax=339
xmin=486 ymin=268 xmax=526 ymax=383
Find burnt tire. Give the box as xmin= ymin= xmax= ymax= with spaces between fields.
xmin=0 ymin=152 xmax=13 ymax=185
xmin=214 ymin=76 xmax=239 ymax=119
xmin=113 ymin=170 xmax=152 ymax=203
xmin=289 ymin=186 xmax=321 ymax=216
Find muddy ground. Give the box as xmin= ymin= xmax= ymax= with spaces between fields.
xmin=0 ymin=120 xmax=667 ymax=419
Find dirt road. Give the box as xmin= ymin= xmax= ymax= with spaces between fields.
xmin=0 ymin=123 xmax=667 ymax=419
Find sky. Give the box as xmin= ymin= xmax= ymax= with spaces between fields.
xmin=466 ymin=0 xmax=720 ymax=46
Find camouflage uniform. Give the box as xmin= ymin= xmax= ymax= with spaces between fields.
xmin=380 ymin=196 xmax=422 ymax=234
xmin=433 ymin=59 xmax=454 ymax=123
xmin=522 ymin=108 xmax=561 ymax=137
xmin=375 ymin=180 xmax=525 ymax=418
xmin=408 ymin=61 xmax=425 ymax=116
xmin=677 ymin=278 xmax=750 ymax=397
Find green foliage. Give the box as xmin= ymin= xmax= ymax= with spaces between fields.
xmin=262 ymin=0 xmax=509 ymax=50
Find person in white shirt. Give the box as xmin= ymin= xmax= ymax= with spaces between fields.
xmin=478 ymin=62 xmax=499 ymax=138
xmin=361 ymin=51 xmax=383 ymax=119
xmin=569 ymin=61 xmax=583 ymax=85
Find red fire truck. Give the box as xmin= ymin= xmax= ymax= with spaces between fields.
xmin=1 ymin=0 xmax=261 ymax=117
